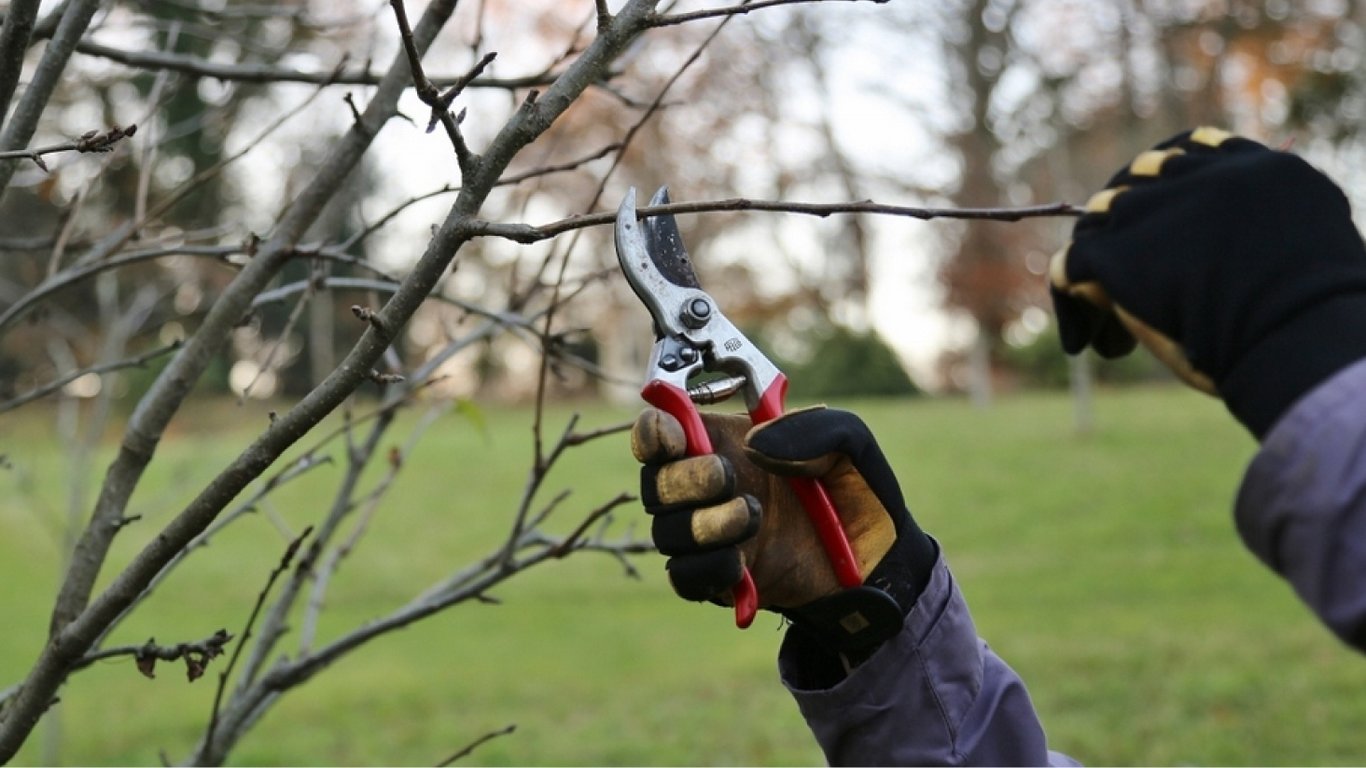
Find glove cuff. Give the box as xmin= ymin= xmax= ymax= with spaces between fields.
xmin=1221 ymin=292 xmax=1366 ymax=439
xmin=780 ymin=531 xmax=937 ymax=657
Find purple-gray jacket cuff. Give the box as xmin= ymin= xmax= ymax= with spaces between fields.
xmin=779 ymin=552 xmax=1077 ymax=766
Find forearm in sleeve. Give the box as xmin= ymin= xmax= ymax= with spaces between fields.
xmin=1235 ymin=357 xmax=1366 ymax=650
xmin=779 ymin=553 xmax=1077 ymax=766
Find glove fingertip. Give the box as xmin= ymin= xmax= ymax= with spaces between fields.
xmin=1092 ymin=314 xmax=1138 ymax=358
xmin=1050 ymin=289 xmax=1099 ymax=354
xmin=667 ymin=549 xmax=742 ymax=602
xmin=631 ymin=407 xmax=687 ymax=464
xmin=744 ymin=406 xmax=858 ymax=475
xmin=652 ymin=495 xmax=761 ymax=555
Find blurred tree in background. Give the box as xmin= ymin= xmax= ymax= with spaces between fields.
xmin=918 ymin=0 xmax=1366 ymax=399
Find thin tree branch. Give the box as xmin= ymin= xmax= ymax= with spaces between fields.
xmin=64 ymin=37 xmax=554 ymax=89
xmin=337 ymin=140 xmax=621 ymax=251
xmin=436 ymin=724 xmax=517 ymax=766
xmin=0 ymin=340 xmax=182 ymax=414
xmin=0 ymin=124 xmax=137 ymax=172
xmin=235 ymin=413 xmax=392 ymax=693
xmin=0 ymin=0 xmax=42 ymax=128
xmin=91 ymin=452 xmax=335 ymax=652
xmin=389 ymin=0 xmax=490 ymax=175
xmin=200 ymin=528 xmax=313 ymax=764
xmin=0 ymin=0 xmax=102 ymax=195
xmin=298 ymin=406 xmax=445 ymax=654
xmin=650 ymin=0 xmax=887 ymax=27
xmin=70 ymin=629 xmax=232 ymax=680
xmin=0 ymin=244 xmax=242 ymax=336
xmin=470 ymin=198 xmax=1083 ymax=244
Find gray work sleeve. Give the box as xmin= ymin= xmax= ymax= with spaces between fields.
xmin=1235 ymin=357 xmax=1366 ymax=650
xmin=779 ymin=553 xmax=1077 ymax=766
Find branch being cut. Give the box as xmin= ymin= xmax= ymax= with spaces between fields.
xmin=470 ymin=198 xmax=1084 ymax=244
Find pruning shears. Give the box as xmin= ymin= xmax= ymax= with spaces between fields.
xmin=614 ymin=187 xmax=863 ymax=629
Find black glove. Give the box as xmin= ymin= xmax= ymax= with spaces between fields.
xmin=1051 ymin=127 xmax=1366 ymax=438
xmin=631 ymin=406 xmax=937 ymax=657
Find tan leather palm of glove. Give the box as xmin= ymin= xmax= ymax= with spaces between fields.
xmin=631 ymin=405 xmax=937 ymax=656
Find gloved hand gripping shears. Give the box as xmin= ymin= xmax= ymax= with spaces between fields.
xmin=614 ymin=187 xmax=863 ymax=628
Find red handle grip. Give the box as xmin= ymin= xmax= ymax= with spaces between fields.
xmin=642 ymin=379 xmax=759 ymax=627
xmin=643 ymin=375 xmax=862 ymax=630
xmin=749 ymin=375 xmax=862 ymax=590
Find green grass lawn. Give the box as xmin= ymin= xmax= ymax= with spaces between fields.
xmin=2 ymin=386 xmax=1364 ymax=765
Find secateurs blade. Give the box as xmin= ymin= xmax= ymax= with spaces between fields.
xmin=614 ymin=186 xmax=863 ymax=629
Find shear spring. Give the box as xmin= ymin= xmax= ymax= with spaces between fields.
xmin=687 ymin=375 xmax=747 ymax=405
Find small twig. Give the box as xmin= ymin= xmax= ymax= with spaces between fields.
xmin=64 ymin=37 xmax=551 ymax=89
xmin=299 ymin=405 xmax=445 ymax=653
xmin=0 ymin=340 xmax=181 ymax=414
xmin=0 ymin=124 xmax=137 ymax=171
xmin=562 ymin=419 xmax=632 ymax=448
xmin=436 ymin=724 xmax=517 ymax=766
xmin=389 ymin=0 xmax=487 ymax=174
xmin=239 ymin=271 xmax=315 ymax=403
xmin=72 ymin=629 xmax=232 ymax=681
xmin=366 ymin=369 xmax=406 ymax=386
xmin=336 ymin=140 xmax=619 ymax=252
xmin=649 ymin=0 xmax=886 ymax=27
xmin=350 ymin=304 xmax=387 ymax=333
xmin=467 ymin=198 xmax=1083 ymax=244
xmin=546 ymin=493 xmax=636 ymax=558
xmin=434 ymin=52 xmax=498 ymax=117
xmin=201 ymin=527 xmax=313 ymax=762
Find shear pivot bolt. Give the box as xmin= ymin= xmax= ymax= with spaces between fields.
xmin=681 ymin=298 xmax=712 ymax=329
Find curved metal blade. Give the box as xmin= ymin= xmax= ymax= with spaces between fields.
xmin=642 ymin=186 xmax=701 ymax=290
xmin=616 ymin=187 xmax=708 ymax=339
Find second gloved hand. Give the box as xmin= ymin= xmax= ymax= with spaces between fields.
xmin=1050 ymin=127 xmax=1366 ymax=439
xmin=632 ymin=405 xmax=937 ymax=655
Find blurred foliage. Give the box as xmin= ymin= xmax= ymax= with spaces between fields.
xmin=778 ymin=325 xmax=921 ymax=400
xmin=1001 ymin=322 xmax=1171 ymax=389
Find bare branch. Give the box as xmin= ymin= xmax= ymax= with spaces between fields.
xmin=389 ymin=0 xmax=489 ymax=175
xmin=0 ymin=0 xmax=102 ymax=194
xmin=0 ymin=0 xmax=471 ymax=755
xmin=470 ymin=198 xmax=1083 ymax=244
xmin=71 ymin=629 xmax=232 ymax=682
xmin=0 ymin=340 xmax=182 ymax=415
xmin=650 ymin=0 xmax=888 ymax=27
xmin=200 ymin=527 xmax=313 ymax=764
xmin=337 ymin=140 xmax=621 ymax=252
xmin=0 ymin=0 xmax=42 ymax=125
xmin=0 ymin=244 xmax=242 ymax=336
xmin=65 ymin=37 xmax=554 ymax=90
xmin=298 ymin=406 xmax=445 ymax=654
xmin=92 ymin=452 xmax=335 ymax=653
xmin=437 ymin=724 xmax=517 ymax=766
